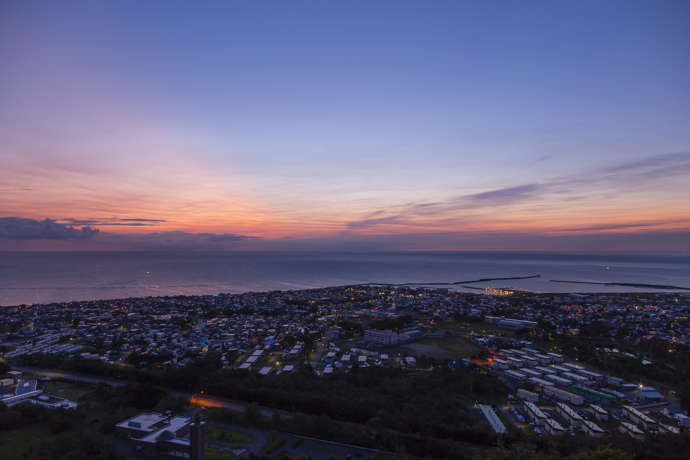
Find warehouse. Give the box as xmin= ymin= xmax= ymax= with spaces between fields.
xmin=546 ymin=352 xmax=564 ymax=363
xmin=522 ymin=356 xmax=538 ymax=367
xmin=562 ymin=372 xmax=588 ymax=384
xmin=563 ymin=362 xmax=584 ymax=372
xmin=556 ymin=402 xmax=584 ymax=428
xmin=544 ymin=386 xmax=583 ymax=405
xmin=535 ymin=366 xmax=556 ymax=375
xmin=479 ymin=404 xmax=506 ymax=434
xmin=533 ymin=353 xmax=553 ymax=365
xmin=589 ymin=404 xmax=608 ymax=421
xmin=520 ymin=368 xmax=542 ymax=378
xmin=544 ymin=417 xmax=567 ymax=435
xmin=571 ymin=385 xmax=617 ymax=406
xmin=578 ymin=369 xmax=604 ymax=382
xmin=505 ymin=370 xmax=527 ymax=381
xmin=551 ymin=365 xmax=570 ymax=374
xmin=623 ymin=405 xmax=656 ymax=430
xmin=544 ymin=374 xmax=573 ymax=387
xmin=529 ymin=376 xmax=554 ymax=387
xmin=493 ymin=358 xmax=509 ymax=369
xmin=619 ymin=421 xmax=644 ymax=440
xmin=582 ymin=420 xmax=606 ymax=437
xmin=523 ymin=401 xmax=548 ymax=426
xmin=517 ymin=388 xmax=539 ymax=402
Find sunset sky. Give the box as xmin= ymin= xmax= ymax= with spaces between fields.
xmin=1 ymin=1 xmax=689 ymax=251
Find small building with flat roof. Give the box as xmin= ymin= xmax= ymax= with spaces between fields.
xmin=582 ymin=420 xmax=605 ymax=437
xmin=556 ymin=402 xmax=584 ymax=428
xmin=619 ymin=421 xmax=644 ymax=440
xmin=544 ymin=417 xmax=567 ymax=435
xmin=589 ymin=404 xmax=608 ymax=421
xmin=116 ymin=412 xmax=205 ymax=459
xmin=479 ymin=404 xmax=506 ymax=434
xmin=524 ymin=401 xmax=548 ymax=426
xmin=623 ymin=405 xmax=656 ymax=430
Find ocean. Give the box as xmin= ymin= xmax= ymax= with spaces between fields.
xmin=1 ymin=251 xmax=689 ymax=306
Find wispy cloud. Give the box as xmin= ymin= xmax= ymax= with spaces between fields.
xmin=461 ymin=184 xmax=541 ymax=206
xmin=347 ymin=151 xmax=690 ymax=231
xmin=103 ymin=231 xmax=258 ymax=250
xmin=347 ymin=214 xmax=406 ymax=229
xmin=602 ymin=151 xmax=690 ymax=174
xmin=347 ymin=184 xmax=543 ymax=229
xmin=59 ymin=217 xmax=167 ymax=227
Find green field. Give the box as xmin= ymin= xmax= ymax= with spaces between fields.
xmin=44 ymin=380 xmax=94 ymax=401
xmin=412 ymin=336 xmax=480 ymax=359
xmin=205 ymin=426 xmax=253 ymax=444
xmin=437 ymin=320 xmax=516 ymax=337
xmin=261 ymin=432 xmax=287 ymax=455
xmin=205 ymin=447 xmax=237 ymax=460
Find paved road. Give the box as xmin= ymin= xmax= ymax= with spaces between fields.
xmin=14 ymin=365 xmax=288 ymax=418
xmin=16 ymin=365 xmax=398 ymax=459
xmin=15 ymin=366 xmax=126 ymax=387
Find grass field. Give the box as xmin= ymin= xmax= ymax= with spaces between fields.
xmin=44 ymin=380 xmax=94 ymax=401
xmin=261 ymin=432 xmax=287 ymax=455
xmin=437 ymin=320 xmax=516 ymax=337
xmin=205 ymin=426 xmax=253 ymax=444
xmin=205 ymin=447 xmax=237 ymax=460
xmin=406 ymin=336 xmax=479 ymax=359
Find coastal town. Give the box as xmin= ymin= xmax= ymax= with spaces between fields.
xmin=1 ymin=285 xmax=689 ymax=458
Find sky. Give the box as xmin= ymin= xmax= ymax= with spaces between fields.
xmin=1 ymin=0 xmax=689 ymax=252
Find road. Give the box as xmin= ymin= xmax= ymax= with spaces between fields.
xmin=15 ymin=366 xmax=126 ymax=387
xmin=15 ymin=365 xmax=394 ymax=458
xmin=13 ymin=365 xmax=288 ymax=418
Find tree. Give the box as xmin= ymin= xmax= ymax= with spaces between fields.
xmin=568 ymin=445 xmax=633 ymax=460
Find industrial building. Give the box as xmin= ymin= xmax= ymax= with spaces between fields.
xmin=623 ymin=405 xmax=656 ymax=430
xmin=517 ymin=388 xmax=539 ymax=402
xmin=523 ymin=401 xmax=548 ymax=426
xmin=505 ymin=370 xmax=527 ymax=381
xmin=543 ymin=386 xmax=583 ymax=405
xmin=544 ymin=417 xmax=567 ymax=435
xmin=571 ymin=385 xmax=617 ymax=406
xmin=479 ymin=404 xmax=506 ymax=434
xmin=581 ymin=420 xmax=606 ymax=437
xmin=556 ymin=402 xmax=584 ymax=428
xmin=589 ymin=404 xmax=608 ymax=421
xmin=619 ymin=421 xmax=645 ymax=440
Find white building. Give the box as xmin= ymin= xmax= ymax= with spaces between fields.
xmin=619 ymin=421 xmax=644 ymax=440
xmin=517 ymin=388 xmax=539 ymax=403
xmin=556 ymin=402 xmax=584 ymax=428
xmin=589 ymin=404 xmax=608 ymax=421
xmin=623 ymin=405 xmax=656 ymax=430
xmin=544 ymin=417 xmax=567 ymax=435
xmin=524 ymin=401 xmax=548 ymax=426
xmin=582 ymin=420 xmax=605 ymax=437
xmin=479 ymin=404 xmax=506 ymax=434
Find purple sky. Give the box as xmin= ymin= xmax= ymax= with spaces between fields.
xmin=1 ymin=1 xmax=689 ymax=251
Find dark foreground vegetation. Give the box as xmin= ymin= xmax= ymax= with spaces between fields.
xmin=12 ymin=352 xmax=690 ymax=459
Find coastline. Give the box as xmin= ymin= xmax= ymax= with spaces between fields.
xmin=550 ymin=279 xmax=690 ymax=291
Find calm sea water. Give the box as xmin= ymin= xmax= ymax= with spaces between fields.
xmin=1 ymin=251 xmax=689 ymax=306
